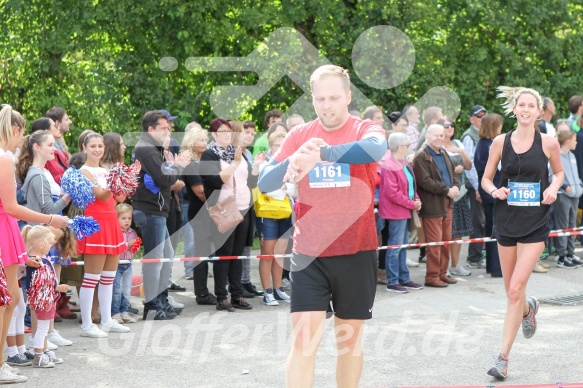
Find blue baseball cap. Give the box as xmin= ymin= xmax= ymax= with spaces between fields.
xmin=159 ymin=109 xmax=178 ymax=121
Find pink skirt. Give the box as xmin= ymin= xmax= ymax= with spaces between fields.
xmin=0 ymin=203 xmax=28 ymax=267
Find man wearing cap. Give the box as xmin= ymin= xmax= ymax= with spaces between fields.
xmin=462 ymin=105 xmax=487 ymax=268
xmin=159 ymin=110 xmax=188 ymax=294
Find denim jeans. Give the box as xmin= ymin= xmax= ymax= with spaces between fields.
xmin=112 ymin=263 xmax=132 ymax=315
xmin=182 ymin=203 xmax=195 ymax=277
xmin=384 ymin=219 xmax=411 ymax=285
xmin=133 ymin=210 xmax=174 ymax=308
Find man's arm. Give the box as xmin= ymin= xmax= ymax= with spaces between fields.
xmin=258 ymin=159 xmax=290 ymax=193
xmin=136 ymin=146 xmax=181 ymax=188
xmin=462 ymin=136 xmax=479 ymax=190
xmin=320 ymin=136 xmax=387 ymax=164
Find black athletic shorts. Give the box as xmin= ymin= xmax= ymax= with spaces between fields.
xmin=289 ymin=250 xmax=377 ymax=320
xmin=495 ymin=224 xmax=550 ymax=247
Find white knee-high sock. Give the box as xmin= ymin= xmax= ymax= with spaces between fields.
xmin=34 ymin=320 xmax=50 ymax=351
xmin=98 ymin=271 xmax=116 ymax=325
xmin=80 ymin=273 xmax=100 ymax=329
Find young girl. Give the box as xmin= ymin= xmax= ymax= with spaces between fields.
xmin=112 ymin=203 xmax=138 ymax=324
xmin=554 ymin=129 xmax=583 ymax=268
xmin=0 ymin=104 xmax=68 ymax=383
xmin=17 ymin=129 xmax=75 ymax=347
xmin=22 ymin=225 xmax=66 ymax=368
xmin=76 ymin=133 xmax=129 ymax=337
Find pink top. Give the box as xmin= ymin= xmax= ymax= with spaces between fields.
xmin=218 ymin=159 xmax=251 ymax=211
xmin=379 ymin=152 xmax=419 ymax=220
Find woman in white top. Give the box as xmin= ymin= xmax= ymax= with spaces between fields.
xmin=76 ymin=133 xmax=129 ymax=338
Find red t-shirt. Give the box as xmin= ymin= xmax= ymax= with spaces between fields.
xmin=273 ymin=116 xmax=384 ymax=258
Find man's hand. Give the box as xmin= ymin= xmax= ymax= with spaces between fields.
xmin=476 ymin=190 xmax=482 ymax=204
xmin=447 ymin=186 xmax=460 ymax=199
xmin=171 ymin=179 xmax=185 ymax=192
xmin=284 ymin=139 xmax=327 ymax=183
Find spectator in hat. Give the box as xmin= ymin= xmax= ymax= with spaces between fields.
xmin=462 ymin=105 xmax=487 ymax=269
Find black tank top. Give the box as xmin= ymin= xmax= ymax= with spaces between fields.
xmin=494 ymin=130 xmax=550 ymax=237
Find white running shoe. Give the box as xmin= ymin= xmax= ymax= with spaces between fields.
xmin=168 ymin=296 xmax=185 ymax=309
xmin=100 ymin=319 xmax=130 ymax=333
xmin=450 ymin=265 xmax=472 ymax=276
xmin=274 ymin=288 xmax=291 ymax=303
xmin=263 ymin=291 xmax=279 ymax=306
xmin=80 ymin=323 xmax=108 ymax=338
xmin=406 ymin=258 xmax=420 ymax=268
xmin=28 ymin=336 xmax=58 ymax=350
xmin=0 ymin=363 xmax=27 ymax=382
xmin=48 ymin=329 xmax=73 ymax=346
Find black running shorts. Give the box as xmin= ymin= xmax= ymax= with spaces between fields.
xmin=494 ymin=224 xmax=550 ymax=247
xmin=289 ymin=250 xmax=377 ymax=320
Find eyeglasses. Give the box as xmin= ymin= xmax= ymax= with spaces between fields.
xmin=217 ymin=130 xmax=233 ymax=134
xmin=443 ymin=123 xmax=455 ymax=129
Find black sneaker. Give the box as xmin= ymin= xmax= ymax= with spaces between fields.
xmin=231 ymin=298 xmax=253 ymax=310
xmin=228 ymin=285 xmax=255 ymax=299
xmin=557 ymin=257 xmax=577 ymax=268
xmin=168 ymin=283 xmax=186 ymax=292
xmin=242 ymin=282 xmax=264 ymax=296
xmin=216 ymin=300 xmax=235 ymax=312
xmin=196 ymin=293 xmax=218 ymax=305
xmin=566 ymin=255 xmax=583 ymax=267
xmin=163 ymin=302 xmax=182 ymax=316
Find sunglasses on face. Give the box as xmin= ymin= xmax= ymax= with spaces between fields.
xmin=474 ymin=113 xmax=486 ymax=119
xmin=443 ymin=123 xmax=455 ymax=129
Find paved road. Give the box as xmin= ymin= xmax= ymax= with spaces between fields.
xmin=16 ymin=247 xmax=583 ymax=387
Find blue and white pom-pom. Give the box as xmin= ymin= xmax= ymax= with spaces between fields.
xmin=61 ymin=167 xmax=96 ymax=209
xmin=69 ymin=216 xmax=100 ymax=240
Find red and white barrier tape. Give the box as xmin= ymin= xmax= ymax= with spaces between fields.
xmin=67 ymin=227 xmax=583 ymax=266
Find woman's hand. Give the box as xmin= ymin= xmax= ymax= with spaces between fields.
xmin=542 ymin=186 xmax=559 ymax=205
xmin=233 ymin=146 xmax=243 ymax=164
xmin=56 ymin=284 xmax=69 ymax=293
xmin=414 ymin=199 xmax=422 ymax=211
xmin=50 ymin=215 xmax=69 ymax=228
xmin=454 ymin=165 xmax=464 ymax=174
xmin=492 ymin=187 xmax=510 ymax=200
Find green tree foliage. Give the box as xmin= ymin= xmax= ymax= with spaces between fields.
xmin=1 ymin=0 xmax=582 ymax=150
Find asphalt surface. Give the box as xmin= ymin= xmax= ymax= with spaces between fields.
xmin=13 ymin=246 xmax=583 ymax=388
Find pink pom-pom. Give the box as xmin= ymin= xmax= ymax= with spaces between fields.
xmin=27 ymin=263 xmax=57 ymax=312
xmin=107 ymin=162 xmax=141 ymax=197
xmin=0 ymin=265 xmax=12 ymax=307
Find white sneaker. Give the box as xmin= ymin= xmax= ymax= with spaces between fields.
xmin=80 ymin=323 xmax=108 ymax=338
xmin=450 ymin=265 xmax=472 ymax=276
xmin=274 ymin=288 xmax=291 ymax=303
xmin=48 ymin=330 xmax=73 ymax=346
xmin=120 ymin=312 xmax=137 ymax=323
xmin=100 ymin=319 xmax=130 ymax=333
xmin=0 ymin=363 xmax=27 ymax=382
xmin=263 ymin=291 xmax=279 ymax=306
xmin=406 ymin=258 xmax=420 ymax=268
xmin=44 ymin=350 xmax=64 ymax=364
xmin=281 ymin=278 xmax=291 ymax=290
xmin=28 ymin=336 xmax=58 ymax=350
xmin=168 ymin=296 xmax=184 ymax=309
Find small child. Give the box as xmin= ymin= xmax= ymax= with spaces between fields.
xmin=112 ymin=203 xmax=138 ymax=324
xmin=22 ymin=225 xmax=66 ymax=368
xmin=554 ymin=129 xmax=583 ymax=268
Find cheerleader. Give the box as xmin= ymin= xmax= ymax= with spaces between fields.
xmin=21 ymin=225 xmax=65 ymax=368
xmin=0 ymin=105 xmax=68 ymax=383
xmin=76 ymin=133 xmax=129 ymax=337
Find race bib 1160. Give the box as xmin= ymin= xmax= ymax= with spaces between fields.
xmin=507 ymin=181 xmax=540 ymax=207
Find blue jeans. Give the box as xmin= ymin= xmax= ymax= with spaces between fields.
xmin=112 ymin=263 xmax=132 ymax=315
xmin=133 ymin=210 xmax=174 ymax=308
xmin=182 ymin=203 xmax=195 ymax=277
xmin=384 ymin=219 xmax=411 ymax=285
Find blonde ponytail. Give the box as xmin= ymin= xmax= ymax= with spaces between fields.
xmin=496 ymin=86 xmax=543 ymax=117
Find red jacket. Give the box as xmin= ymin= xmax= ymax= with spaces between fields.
xmin=379 ymin=152 xmax=419 ymax=220
xmin=45 ymin=149 xmax=69 ymax=185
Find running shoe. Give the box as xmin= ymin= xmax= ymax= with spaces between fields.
xmin=274 ymin=288 xmax=291 ymax=302
xmin=406 ymin=258 xmax=419 ymax=268
xmin=566 ymin=255 xmax=583 ymax=267
xmin=6 ymin=353 xmax=32 ymax=367
xmin=557 ymin=256 xmax=578 ymax=268
xmin=487 ymin=353 xmax=508 ymax=379
xmin=400 ymin=281 xmax=424 ymax=290
xmin=522 ymin=296 xmax=539 ymax=339
xmin=386 ymin=284 xmax=408 ymax=294
xmin=450 ymin=265 xmax=471 ymax=276
xmin=263 ymin=291 xmax=279 ymax=306
xmin=48 ymin=329 xmax=73 ymax=346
